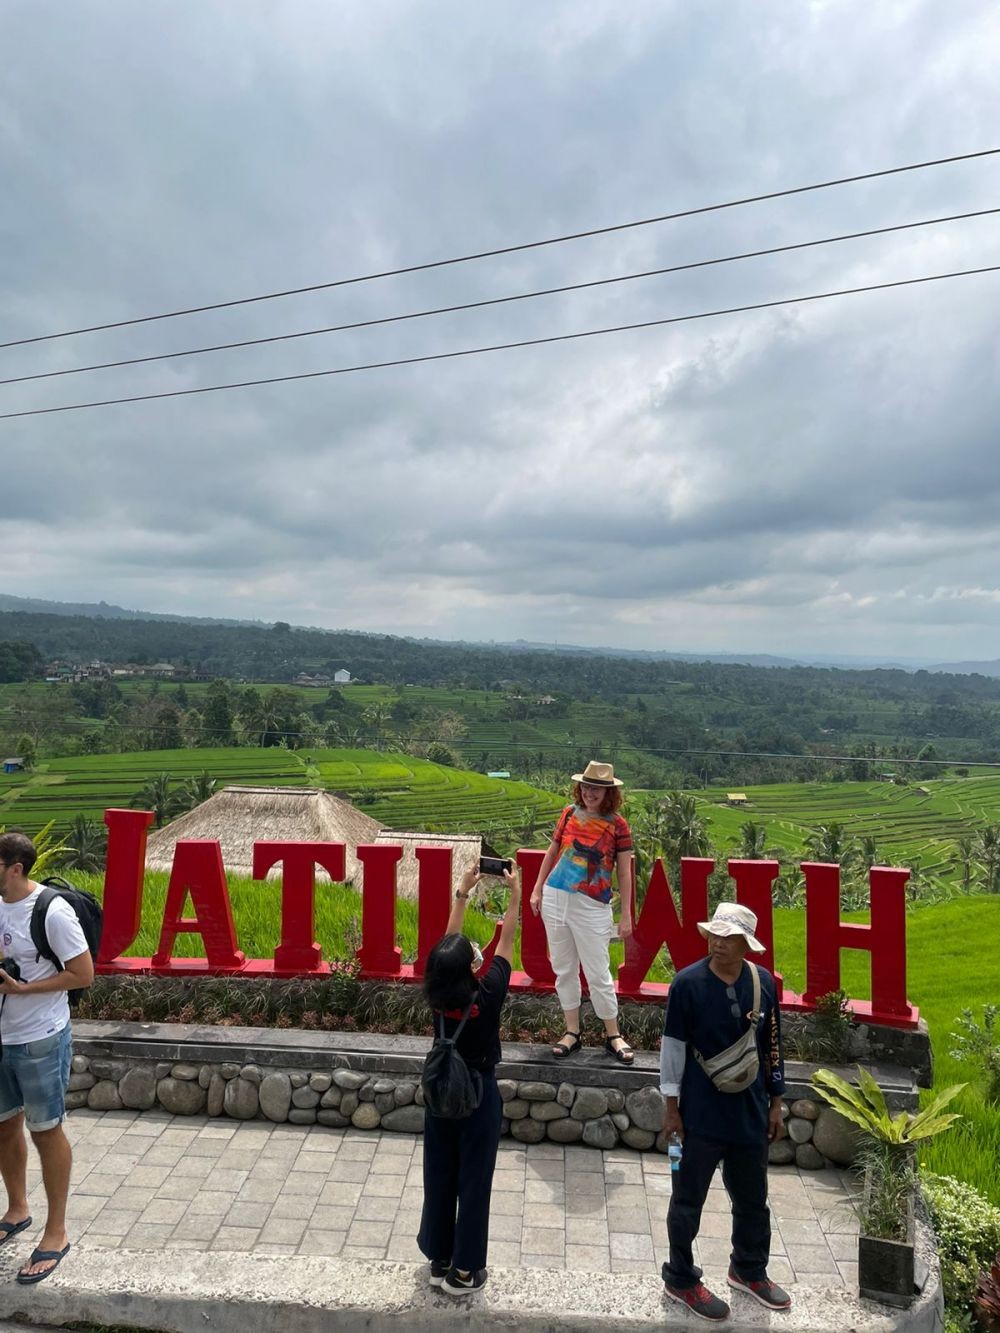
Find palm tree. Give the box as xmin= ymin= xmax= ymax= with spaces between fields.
xmin=803 ymin=822 xmax=856 ymax=866
xmin=954 ymin=835 xmax=975 ymax=893
xmin=660 ymin=791 xmax=712 ymax=860
xmin=129 ymin=773 xmax=186 ymax=828
xmin=858 ymin=835 xmax=880 ymax=870
xmin=974 ymin=824 xmax=1000 ymax=893
xmin=181 ymin=772 xmax=216 ymax=811
xmin=737 ymin=821 xmax=769 ymax=859
xmin=362 ymin=702 xmax=391 ymax=750
xmin=60 ymin=815 xmax=108 ymax=873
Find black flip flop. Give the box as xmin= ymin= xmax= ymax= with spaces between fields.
xmin=0 ymin=1217 xmax=32 ymax=1247
xmin=16 ymin=1243 xmax=70 ymax=1285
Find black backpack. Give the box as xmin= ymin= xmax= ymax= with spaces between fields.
xmin=30 ymin=876 xmax=103 ymax=1008
xmin=421 ymin=999 xmax=484 ymax=1119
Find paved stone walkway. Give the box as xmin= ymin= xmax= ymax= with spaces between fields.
xmin=37 ymin=1109 xmax=860 ymax=1290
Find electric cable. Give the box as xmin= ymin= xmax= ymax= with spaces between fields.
xmin=3 ymin=204 xmax=996 ymax=388
xmin=2 ymin=261 xmax=997 ymax=421
xmin=2 ymin=145 xmax=997 ymax=351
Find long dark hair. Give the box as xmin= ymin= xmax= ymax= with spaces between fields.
xmin=424 ymin=933 xmax=477 ymax=1013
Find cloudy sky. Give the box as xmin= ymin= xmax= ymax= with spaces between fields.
xmin=2 ymin=0 xmax=999 ymax=659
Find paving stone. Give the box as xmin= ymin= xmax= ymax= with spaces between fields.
xmin=347 ymin=1219 xmax=393 ymax=1247
xmin=610 ymin=1232 xmax=655 ymax=1261
xmin=366 ymin=1174 xmax=407 ymax=1198
xmin=521 ymin=1226 xmax=565 ymax=1256
xmin=784 ymin=1242 xmax=840 ymax=1274
xmin=298 ymin=1229 xmax=347 ymax=1255
xmin=489 ymin=1212 xmax=522 ymax=1241
xmin=354 ymin=1195 xmax=399 ymax=1222
xmin=211 ymin=1226 xmax=260 ymax=1251
xmin=259 ymin=1216 xmax=309 ymax=1245
xmin=566 ymin=1243 xmax=611 ymax=1272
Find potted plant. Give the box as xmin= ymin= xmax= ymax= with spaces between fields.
xmin=812 ymin=1067 xmax=965 ymax=1308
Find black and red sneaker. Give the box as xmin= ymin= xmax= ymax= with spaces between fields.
xmin=663 ymin=1280 xmax=731 ymax=1321
xmin=727 ymin=1269 xmax=792 ymax=1310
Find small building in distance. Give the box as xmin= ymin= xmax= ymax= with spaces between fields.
xmin=2 ymin=757 xmax=25 ymax=774
xmin=486 ymin=771 xmax=511 ymax=779
xmin=334 ymin=669 xmax=352 ymax=684
xmin=726 ymin=793 xmax=750 ymax=807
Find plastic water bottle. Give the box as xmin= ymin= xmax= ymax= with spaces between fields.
xmin=668 ymin=1133 xmax=682 ymax=1175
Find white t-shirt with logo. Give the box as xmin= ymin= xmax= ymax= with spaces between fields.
xmin=0 ymin=885 xmax=89 ymax=1045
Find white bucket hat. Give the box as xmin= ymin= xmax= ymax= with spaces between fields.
xmin=698 ymin=902 xmax=766 ymax=954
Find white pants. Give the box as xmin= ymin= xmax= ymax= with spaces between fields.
xmin=541 ymin=885 xmax=619 ymax=1021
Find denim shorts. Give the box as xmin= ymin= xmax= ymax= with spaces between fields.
xmin=0 ymin=1025 xmax=73 ymax=1132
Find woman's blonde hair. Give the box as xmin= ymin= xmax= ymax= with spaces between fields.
xmin=571 ymin=781 xmax=623 ymax=816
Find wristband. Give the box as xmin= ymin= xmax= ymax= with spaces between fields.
xmin=455 ymin=891 xmax=470 ymax=900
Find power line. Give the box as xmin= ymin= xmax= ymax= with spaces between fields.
xmin=2 ymin=145 xmax=998 ymax=351
xmin=3 ymin=261 xmax=998 ymax=421
xmin=4 ymin=204 xmax=997 ymax=389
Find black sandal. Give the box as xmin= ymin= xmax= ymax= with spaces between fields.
xmin=551 ymin=1032 xmax=582 ymax=1059
xmin=605 ymin=1034 xmax=634 ymax=1065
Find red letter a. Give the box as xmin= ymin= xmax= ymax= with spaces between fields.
xmin=153 ymin=841 xmax=245 ymax=971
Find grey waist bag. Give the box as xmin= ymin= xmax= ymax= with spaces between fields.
xmin=693 ymin=963 xmax=762 ymax=1094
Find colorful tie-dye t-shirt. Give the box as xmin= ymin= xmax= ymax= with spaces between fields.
xmin=545 ymin=805 xmax=633 ymax=904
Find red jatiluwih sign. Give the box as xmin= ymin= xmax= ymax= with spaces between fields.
xmin=98 ymin=808 xmax=918 ymax=1029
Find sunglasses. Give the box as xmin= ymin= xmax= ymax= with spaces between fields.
xmin=725 ymin=984 xmax=742 ymax=1019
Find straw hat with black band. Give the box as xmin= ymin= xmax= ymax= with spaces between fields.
xmin=571 ymin=760 xmax=624 ymax=788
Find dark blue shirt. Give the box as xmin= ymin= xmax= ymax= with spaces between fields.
xmin=663 ymin=958 xmax=785 ymax=1147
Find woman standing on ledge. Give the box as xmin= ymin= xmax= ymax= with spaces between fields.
xmin=418 ymin=863 xmax=520 ymax=1297
xmin=529 ymin=760 xmax=635 ymax=1065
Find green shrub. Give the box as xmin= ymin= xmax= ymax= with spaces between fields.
xmin=950 ymin=1005 xmax=1000 ymax=1103
xmin=923 ymin=1173 xmax=1000 ymax=1315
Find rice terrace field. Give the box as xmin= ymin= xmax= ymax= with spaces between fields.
xmin=0 ymin=746 xmax=565 ymax=836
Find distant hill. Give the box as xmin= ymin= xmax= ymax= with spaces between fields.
xmin=0 ymin=592 xmax=265 ymax=628
xmin=929 ymin=659 xmax=1000 ymax=677
xmin=0 ymin=591 xmax=952 ymax=673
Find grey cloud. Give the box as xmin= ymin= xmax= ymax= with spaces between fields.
xmin=2 ymin=0 xmax=1000 ymax=655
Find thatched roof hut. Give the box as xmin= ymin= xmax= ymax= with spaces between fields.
xmin=145 ymin=786 xmax=384 ymax=885
xmin=374 ymin=830 xmax=486 ymax=902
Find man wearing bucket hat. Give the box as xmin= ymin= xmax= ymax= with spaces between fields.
xmin=658 ymin=902 xmax=790 ymax=1321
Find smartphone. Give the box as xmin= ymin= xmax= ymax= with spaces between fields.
xmin=479 ymin=855 xmax=513 ymax=876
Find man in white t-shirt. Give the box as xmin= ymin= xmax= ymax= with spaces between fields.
xmin=0 ymin=832 xmax=93 ymax=1286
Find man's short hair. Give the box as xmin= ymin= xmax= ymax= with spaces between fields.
xmin=0 ymin=831 xmax=36 ymax=876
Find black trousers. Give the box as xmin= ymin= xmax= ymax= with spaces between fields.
xmin=663 ymin=1133 xmax=771 ymax=1288
xmin=418 ymin=1074 xmax=502 ymax=1272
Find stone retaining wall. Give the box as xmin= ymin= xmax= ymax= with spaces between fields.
xmin=67 ymin=1051 xmax=860 ymax=1168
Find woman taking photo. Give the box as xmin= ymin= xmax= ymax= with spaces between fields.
xmin=418 ymin=862 xmax=520 ymax=1296
xmin=529 ymin=760 xmax=635 ymax=1065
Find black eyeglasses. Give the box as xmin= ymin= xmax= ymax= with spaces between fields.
xmin=725 ymin=985 xmax=742 ymax=1019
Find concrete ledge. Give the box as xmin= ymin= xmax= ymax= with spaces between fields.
xmin=0 ymin=1244 xmax=942 ymax=1333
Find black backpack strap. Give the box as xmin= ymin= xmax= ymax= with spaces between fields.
xmin=30 ymin=887 xmax=63 ymax=972
xmin=450 ymin=997 xmax=477 ymax=1041
xmin=435 ymin=997 xmax=476 ymax=1043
